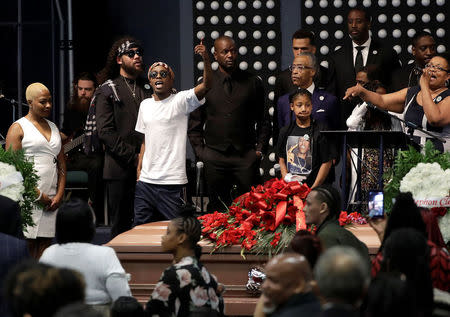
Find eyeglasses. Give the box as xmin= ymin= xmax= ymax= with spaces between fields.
xmin=123 ymin=49 xmax=143 ymax=58
xmin=149 ymin=70 xmax=170 ymax=79
xmin=289 ymin=64 xmax=314 ymax=71
xmin=425 ymin=63 xmax=450 ymax=73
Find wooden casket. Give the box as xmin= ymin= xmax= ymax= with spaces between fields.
xmin=107 ymin=221 xmax=380 ymax=316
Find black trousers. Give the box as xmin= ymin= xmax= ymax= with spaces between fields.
xmin=106 ymin=172 xmax=136 ymax=238
xmin=203 ymin=147 xmax=260 ymax=212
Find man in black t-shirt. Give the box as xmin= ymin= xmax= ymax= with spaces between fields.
xmin=277 ymin=89 xmax=336 ymax=188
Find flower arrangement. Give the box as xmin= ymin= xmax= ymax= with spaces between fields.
xmin=199 ymin=178 xmax=366 ymax=257
xmin=384 ymin=141 xmax=450 ymax=214
xmin=0 ymin=147 xmax=39 ymax=230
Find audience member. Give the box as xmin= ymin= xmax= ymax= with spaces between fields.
xmin=145 ymin=214 xmax=223 ymax=316
xmin=277 ymin=89 xmax=337 ymax=188
xmin=392 ymin=31 xmax=436 ymax=91
xmin=111 ymin=296 xmax=144 ymax=317
xmin=329 ymin=6 xmax=400 ymax=127
xmin=40 ymin=198 xmax=131 ymax=312
xmin=303 ymin=185 xmax=370 ymax=264
xmin=133 ymin=42 xmax=211 ymax=226
xmin=363 ymin=272 xmax=414 ymax=317
xmin=0 ymin=195 xmax=30 ymax=317
xmin=4 ymin=261 xmax=85 ymax=317
xmin=345 ymin=54 xmax=450 ymax=152
xmin=60 ymin=71 xmax=104 ymax=223
xmin=96 ymin=36 xmax=152 ymax=238
xmin=188 ymin=35 xmax=271 ymax=212
xmin=288 ymin=229 xmax=323 ymax=269
xmin=5 ymin=82 xmax=66 ymax=258
xmin=381 ymin=228 xmax=434 ymax=317
xmin=314 ymin=246 xmax=370 ymax=317
xmin=256 ymin=253 xmax=321 ymax=317
xmin=54 ymin=302 xmax=104 ymax=317
xmin=369 ymin=192 xmax=450 ymax=291
xmin=277 ymin=52 xmax=339 ymax=130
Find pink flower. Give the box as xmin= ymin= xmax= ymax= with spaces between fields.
xmin=208 ymin=287 xmax=219 ymax=310
xmin=176 ymin=269 xmax=192 ymax=288
xmin=190 ymin=286 xmax=209 ymax=306
xmin=152 ymin=282 xmax=171 ymax=301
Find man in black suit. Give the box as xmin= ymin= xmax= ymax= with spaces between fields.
xmin=96 ymin=37 xmax=152 ymax=238
xmin=188 ymin=36 xmax=270 ymax=212
xmin=329 ymin=6 xmax=401 ymax=128
xmin=274 ymin=30 xmax=335 ymax=142
xmin=391 ymin=31 xmax=436 ymax=91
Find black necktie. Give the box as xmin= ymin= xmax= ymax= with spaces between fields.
xmin=355 ymin=46 xmax=365 ymax=72
xmin=224 ymin=77 xmax=232 ymax=96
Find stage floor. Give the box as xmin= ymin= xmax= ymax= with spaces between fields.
xmin=107 ymin=221 xmax=380 ymax=316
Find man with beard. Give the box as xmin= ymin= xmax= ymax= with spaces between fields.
xmin=188 ymin=36 xmax=271 ymax=212
xmin=61 ymin=72 xmax=104 ymax=224
xmin=96 ymin=37 xmax=152 ymax=238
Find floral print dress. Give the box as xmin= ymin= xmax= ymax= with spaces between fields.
xmin=146 ymin=256 xmax=223 ymax=317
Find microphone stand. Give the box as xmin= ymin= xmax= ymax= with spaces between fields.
xmin=1 ymin=95 xmax=29 ymax=125
xmin=366 ymin=102 xmax=446 ymax=146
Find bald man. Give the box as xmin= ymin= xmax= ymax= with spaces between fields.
xmin=258 ymin=253 xmax=321 ymax=317
xmin=188 ymin=36 xmax=271 ymax=212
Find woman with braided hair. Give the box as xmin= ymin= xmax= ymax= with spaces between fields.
xmin=145 ymin=211 xmax=223 ymax=317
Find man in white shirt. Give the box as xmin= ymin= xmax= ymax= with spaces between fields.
xmin=133 ymin=42 xmax=212 ymax=225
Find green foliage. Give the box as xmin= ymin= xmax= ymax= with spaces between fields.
xmin=0 ymin=147 xmax=39 ymax=230
xmin=384 ymin=141 xmax=450 ymax=214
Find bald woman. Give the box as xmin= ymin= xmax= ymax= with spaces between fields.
xmin=6 ymin=83 xmax=66 ymax=258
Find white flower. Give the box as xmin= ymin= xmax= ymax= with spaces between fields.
xmin=400 ymin=163 xmax=450 ymax=199
xmin=175 ymin=256 xmax=194 ymax=268
xmin=151 ymin=282 xmax=171 ymax=302
xmin=0 ymin=162 xmax=25 ymax=202
xmin=438 ymin=212 xmax=450 ymax=244
xmin=201 ymin=266 xmax=210 ymax=284
xmin=176 ymin=269 xmax=192 ymax=288
xmin=190 ymin=286 xmax=208 ymax=307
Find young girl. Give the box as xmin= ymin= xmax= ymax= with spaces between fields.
xmin=145 ymin=214 xmax=223 ymax=317
xmin=277 ymin=89 xmax=336 ymax=188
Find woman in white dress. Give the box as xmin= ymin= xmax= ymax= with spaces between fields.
xmin=6 ymin=82 xmax=66 ymax=258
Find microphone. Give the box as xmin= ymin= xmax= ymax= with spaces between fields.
xmin=196 ymin=161 xmax=204 ymax=198
xmin=412 ymin=66 xmax=423 ymax=76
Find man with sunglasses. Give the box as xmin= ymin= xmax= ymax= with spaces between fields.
xmin=277 ymin=52 xmax=339 ymax=130
xmin=188 ymin=36 xmax=271 ymax=212
xmin=133 ymin=42 xmax=212 ymax=226
xmin=96 ymin=36 xmax=152 ymax=238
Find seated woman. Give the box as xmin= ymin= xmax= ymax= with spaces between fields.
xmin=369 ymin=192 xmax=450 ymax=291
xmin=145 ymin=214 xmax=223 ymax=317
xmin=277 ymin=89 xmax=337 ymax=188
xmin=40 ymin=198 xmax=131 ymax=312
xmin=345 ymin=54 xmax=450 ymax=152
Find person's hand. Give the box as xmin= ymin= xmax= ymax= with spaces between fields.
xmin=368 ymin=216 xmax=387 ymax=242
xmin=343 ymin=84 xmax=364 ymax=100
xmin=47 ymin=195 xmax=62 ymax=211
xmin=419 ymin=67 xmax=431 ymax=90
xmin=194 ymin=39 xmax=209 ymax=61
xmin=40 ymin=192 xmax=52 ymax=208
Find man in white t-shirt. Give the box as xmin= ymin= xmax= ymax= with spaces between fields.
xmin=133 ymin=42 xmax=212 ymax=225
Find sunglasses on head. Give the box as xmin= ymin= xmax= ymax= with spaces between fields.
xmin=123 ymin=49 xmax=143 ymax=58
xmin=149 ymin=70 xmax=170 ymax=79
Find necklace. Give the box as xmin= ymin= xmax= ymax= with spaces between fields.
xmin=123 ymin=76 xmax=136 ymax=98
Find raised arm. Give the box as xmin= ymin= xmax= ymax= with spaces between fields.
xmin=344 ymin=84 xmax=408 ymax=114
xmin=194 ymin=41 xmax=212 ymax=100
xmin=419 ymin=71 xmax=450 ymax=126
